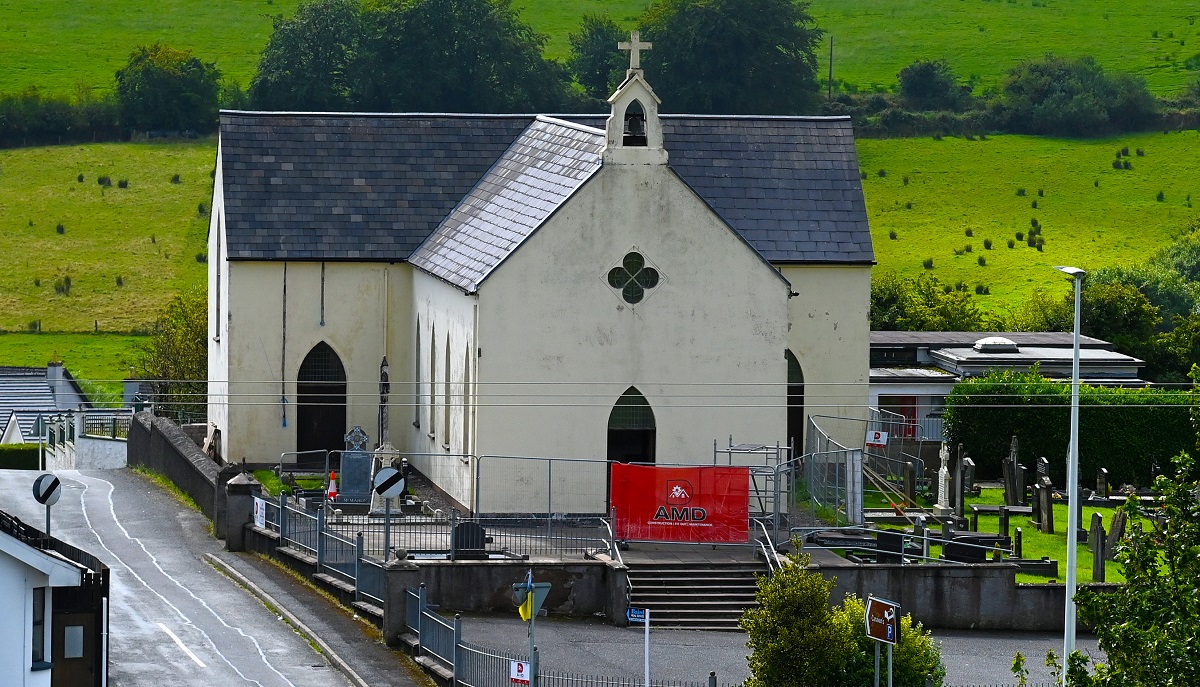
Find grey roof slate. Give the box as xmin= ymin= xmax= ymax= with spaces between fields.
xmin=409 ymin=117 xmax=604 ymax=292
xmin=219 ymin=111 xmax=873 ymax=264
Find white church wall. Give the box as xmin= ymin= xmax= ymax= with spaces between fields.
xmin=473 ymin=161 xmax=789 ymax=513
xmin=218 ymin=261 xmax=412 ymax=462
xmin=410 ymin=271 xmax=477 ymax=507
xmin=780 ymin=265 xmax=871 ymax=449
xmin=207 ymin=145 xmax=230 ymax=458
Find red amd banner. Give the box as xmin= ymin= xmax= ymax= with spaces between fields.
xmin=611 ymin=464 xmax=750 ymax=544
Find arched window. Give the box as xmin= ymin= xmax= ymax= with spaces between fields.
xmin=785 ymin=350 xmax=805 ymax=454
xmin=413 ymin=317 xmax=421 ymax=428
xmin=442 ymin=333 xmax=450 ymax=447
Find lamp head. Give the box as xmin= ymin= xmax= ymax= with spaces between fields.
xmin=1054 ymin=265 xmax=1087 ymax=280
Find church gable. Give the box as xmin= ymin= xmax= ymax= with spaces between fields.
xmin=408 ymin=117 xmax=604 ymax=293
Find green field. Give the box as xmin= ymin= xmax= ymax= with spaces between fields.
xmin=859 ymin=131 xmax=1200 ymax=308
xmin=812 ymin=0 xmax=1200 ymax=97
xmin=0 ymin=139 xmax=212 ymax=333
xmin=0 ymin=332 xmax=148 ymax=401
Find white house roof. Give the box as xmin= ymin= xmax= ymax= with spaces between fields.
xmin=0 ymin=528 xmax=84 ymax=587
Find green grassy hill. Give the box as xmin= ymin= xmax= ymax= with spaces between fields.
xmin=0 ymin=140 xmax=212 ymax=332
xmin=859 ymin=130 xmax=1200 ymax=307
xmin=811 ymin=0 xmax=1200 ymax=97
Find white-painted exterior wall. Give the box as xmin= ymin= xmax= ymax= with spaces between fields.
xmin=472 ymin=160 xmax=790 ymax=512
xmin=0 ymin=535 xmax=82 ymax=687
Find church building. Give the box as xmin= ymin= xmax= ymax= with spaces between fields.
xmin=206 ymin=37 xmax=874 ymax=513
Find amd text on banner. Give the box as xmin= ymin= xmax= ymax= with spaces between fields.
xmin=611 ymin=464 xmax=750 ymax=543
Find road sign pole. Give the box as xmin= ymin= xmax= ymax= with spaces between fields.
xmin=874 ymin=641 xmax=880 ymax=687
xmin=887 ymin=643 xmax=893 ymax=687
xmin=384 ymin=497 xmax=391 ymax=562
xmin=45 ymin=503 xmax=51 ymax=537
xmin=529 ymin=602 xmax=537 ymax=687
xmin=644 ymin=608 xmax=650 ymax=687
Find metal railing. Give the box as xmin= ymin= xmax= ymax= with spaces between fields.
xmin=82 ymin=412 xmax=132 ymax=439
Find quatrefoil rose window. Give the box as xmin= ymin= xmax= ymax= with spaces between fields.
xmin=607 ymin=251 xmax=660 ymax=304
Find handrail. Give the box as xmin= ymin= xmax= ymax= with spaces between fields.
xmin=600 ymin=516 xmax=624 ymax=567
xmin=754 ymin=519 xmax=783 ymax=574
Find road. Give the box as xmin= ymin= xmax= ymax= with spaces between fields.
xmin=0 ymin=468 xmax=353 ymax=687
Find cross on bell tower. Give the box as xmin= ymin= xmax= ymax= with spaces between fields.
xmin=618 ymin=31 xmax=652 ymax=72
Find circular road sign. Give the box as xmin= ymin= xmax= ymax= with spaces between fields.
xmin=373 ymin=467 xmax=406 ymax=499
xmin=33 ymin=473 xmax=62 ymax=506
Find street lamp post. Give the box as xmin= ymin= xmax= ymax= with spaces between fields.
xmin=1055 ymin=265 xmax=1086 ymax=661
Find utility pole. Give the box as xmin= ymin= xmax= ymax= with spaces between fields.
xmin=828 ymin=35 xmax=834 ymax=100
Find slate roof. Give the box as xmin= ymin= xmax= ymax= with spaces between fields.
xmin=409 ymin=117 xmax=604 ymax=292
xmin=0 ymin=368 xmax=56 ymax=440
xmin=218 ymin=111 xmax=873 ymax=265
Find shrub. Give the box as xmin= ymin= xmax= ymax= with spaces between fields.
xmin=1124 ymin=160 xmax=1132 ymax=169
xmin=965 ymin=228 xmax=974 ymax=237
xmin=1031 ymin=218 xmax=1039 ymax=227
xmin=195 ymin=252 xmax=208 ymax=263
xmin=97 ymin=175 xmax=111 ymax=187
xmin=984 ymin=238 xmax=993 ymax=249
xmin=1027 ymin=236 xmax=1037 ymax=247
xmin=898 ymin=58 xmax=966 ymax=112
xmin=171 ymin=173 xmax=181 ymax=184
xmin=1121 ymin=146 xmax=1130 ymax=156
xmin=1136 ymin=148 xmax=1145 ymax=156
xmin=1095 ymin=179 xmax=1100 ymax=187
xmin=964 ymin=244 xmax=973 ymax=253
xmin=118 ymin=179 xmax=128 ymax=188
xmin=1016 ymin=231 xmax=1024 ymax=241
xmin=889 ymin=230 xmax=898 ymax=240
xmin=903 ymin=175 xmax=909 ymax=185
xmin=56 ymin=223 xmax=64 ymax=234
xmin=1008 ymin=239 xmax=1016 ymax=248
xmin=54 ymin=276 xmax=72 ymax=295
xmin=198 ymin=202 xmax=208 ymax=215
xmin=978 ymin=256 xmax=987 ymax=266
xmin=0 ymin=444 xmax=40 ymax=470
xmin=999 ymin=55 xmax=1157 ymax=136
xmin=1038 ymin=188 xmax=1044 ymax=197
xmin=922 ymin=258 xmax=934 ymax=269
xmin=878 ymin=169 xmax=887 ymax=177
xmin=33 ymin=278 xmax=40 ymax=287
xmin=116 ymin=276 xmax=124 ymax=287
xmin=1113 ymin=159 xmax=1123 ymax=169
xmin=1031 ymin=200 xmax=1038 ymax=209
xmin=77 ymin=174 xmax=84 ymax=183
xmin=1016 ymin=188 xmax=1026 ymax=196
xmin=905 ymin=202 xmax=913 ymax=209
xmin=861 ymin=171 xmax=867 ymax=180
xmin=1157 ymin=191 xmax=1165 ymax=201
xmin=975 ymin=284 xmax=986 ymax=294
xmin=945 ymin=369 xmax=1192 ymax=484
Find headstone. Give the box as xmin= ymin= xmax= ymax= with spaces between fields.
xmin=998 ymin=507 xmax=1010 ymax=538
xmin=903 ymin=461 xmax=917 ymax=506
xmin=1096 ymin=468 xmax=1109 ymax=499
xmin=877 ymin=530 xmax=904 ymax=564
xmin=451 ymin=521 xmax=488 ymax=560
xmin=954 ymin=444 xmax=966 ymax=518
xmin=1105 ymin=509 xmax=1127 ymax=560
xmin=1030 ymin=482 xmax=1042 ymax=522
xmin=1037 ymin=456 xmax=1050 ymax=483
xmin=1037 ymin=479 xmax=1055 ymax=534
xmin=935 ymin=444 xmax=953 ymax=515
xmin=1004 ymin=435 xmax=1020 ymax=505
xmin=1089 ymin=512 xmax=1106 ymax=582
xmin=962 ymin=457 xmax=976 ymax=494
xmin=1014 ymin=463 xmax=1028 ymax=505
xmin=1013 ymin=527 xmax=1023 ymax=559
xmin=1002 ymin=460 xmax=1015 ymax=506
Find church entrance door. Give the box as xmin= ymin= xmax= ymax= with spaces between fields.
xmin=297 ymin=343 xmax=347 ymax=469
xmin=607 ymin=386 xmax=656 ymax=463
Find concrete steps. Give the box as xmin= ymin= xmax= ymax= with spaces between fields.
xmin=626 ymin=560 xmax=765 ymax=631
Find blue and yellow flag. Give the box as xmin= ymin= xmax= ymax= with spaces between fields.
xmin=518 ymin=570 xmax=534 ymax=621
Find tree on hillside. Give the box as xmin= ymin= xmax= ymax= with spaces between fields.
xmin=639 ymin=0 xmax=824 ymax=114
xmin=250 ymin=0 xmax=362 ymax=111
xmin=998 ymin=55 xmax=1156 ymax=136
xmin=354 ymin=0 xmax=574 ymax=113
xmin=992 ymin=287 xmax=1073 ymax=333
xmin=1081 ymin=281 xmax=1161 ymax=356
xmin=567 ymin=14 xmax=627 ymax=100
xmin=898 ymin=59 xmax=967 ymax=111
xmin=1087 ymin=264 xmax=1196 ymax=329
xmin=1072 ymin=450 xmax=1200 ymax=686
xmin=139 ymin=286 xmax=207 ymax=422
xmin=870 ymin=272 xmax=985 ymax=332
xmin=1150 ymin=222 xmax=1200 ymax=282
xmin=115 ymin=44 xmax=221 ymax=132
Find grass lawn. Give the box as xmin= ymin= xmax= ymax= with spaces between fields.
xmin=0 ymin=332 xmax=148 ymax=403
xmin=811 ymin=0 xmax=1200 ymax=97
xmin=0 ymin=0 xmax=303 ymax=96
xmin=0 ymin=139 xmax=212 ymax=333
xmin=859 ymin=131 xmax=1200 ymax=310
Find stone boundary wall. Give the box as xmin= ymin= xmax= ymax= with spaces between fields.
xmin=128 ymin=412 xmax=220 ymax=519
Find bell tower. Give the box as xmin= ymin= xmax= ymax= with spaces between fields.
xmin=604 ymin=31 xmax=667 ymax=165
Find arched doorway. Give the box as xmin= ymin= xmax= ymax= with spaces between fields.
xmin=786 ymin=350 xmax=805 ymax=454
xmin=607 ymin=386 xmax=655 ymax=463
xmin=297 ymin=342 xmax=347 ymax=467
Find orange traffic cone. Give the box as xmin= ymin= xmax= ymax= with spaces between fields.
xmin=327 ymin=471 xmax=338 ymax=501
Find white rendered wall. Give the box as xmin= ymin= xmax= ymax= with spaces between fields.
xmin=408 ymin=271 xmax=478 ymax=506
xmin=207 ymin=142 xmax=230 ymax=457
xmin=473 ymin=161 xmax=790 ymax=513
xmin=0 ymin=555 xmax=51 ymax=687
xmin=217 ymin=260 xmax=412 ymax=463
xmin=780 ymin=265 xmax=872 ymax=449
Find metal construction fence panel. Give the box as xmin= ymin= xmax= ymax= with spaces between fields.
xmin=475 ymin=454 xmax=612 ymax=515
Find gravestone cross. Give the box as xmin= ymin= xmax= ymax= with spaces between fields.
xmin=935 ymin=443 xmax=952 ymax=515
xmin=618 ymin=31 xmax=652 ymax=71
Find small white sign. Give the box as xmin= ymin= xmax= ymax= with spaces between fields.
xmin=865 ymin=430 xmax=889 ymax=448
xmin=510 ymin=660 xmax=531 ymax=685
xmin=253 ymin=497 xmax=266 ymax=529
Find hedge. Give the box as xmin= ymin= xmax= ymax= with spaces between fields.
xmin=943 ymin=369 xmax=1194 ymax=488
xmin=0 ymin=444 xmax=41 ymax=470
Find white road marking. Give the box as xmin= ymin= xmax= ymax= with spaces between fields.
xmin=65 ymin=472 xmax=301 ymax=687
xmin=157 ymin=622 xmax=207 ymax=668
